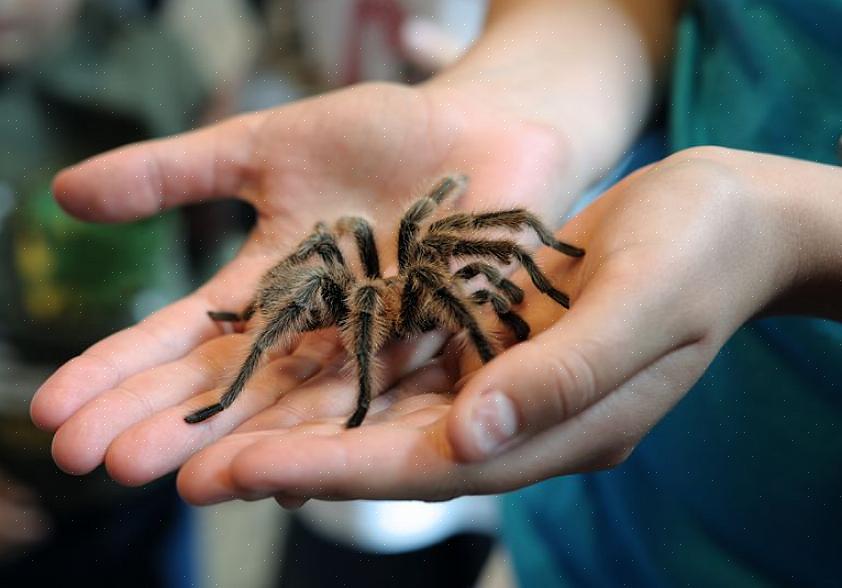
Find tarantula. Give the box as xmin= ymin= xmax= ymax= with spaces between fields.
xmin=185 ymin=175 xmax=585 ymax=428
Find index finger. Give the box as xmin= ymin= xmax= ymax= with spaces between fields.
xmin=53 ymin=113 xmax=263 ymax=222
xmin=30 ymin=248 xmax=267 ymax=432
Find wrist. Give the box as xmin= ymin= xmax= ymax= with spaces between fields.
xmin=764 ymin=157 xmax=842 ymax=320
xmin=646 ymin=147 xmax=801 ymax=330
xmin=422 ymin=63 xmax=611 ymax=200
xmin=705 ymin=147 xmax=842 ymax=321
xmin=418 ymin=81 xmax=578 ymax=216
xmin=422 ymin=0 xmax=678 ymax=196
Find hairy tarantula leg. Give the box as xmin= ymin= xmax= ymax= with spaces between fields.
xmin=185 ymin=273 xmax=334 ymax=424
xmin=429 ymin=210 xmax=585 ymax=258
xmin=335 ymin=216 xmax=381 ymax=278
xmin=416 ymin=316 xmax=439 ymax=332
xmin=398 ymin=272 xmax=425 ymax=334
xmin=207 ymin=301 xmax=256 ymax=323
xmin=281 ymin=222 xmax=345 ymax=268
xmin=432 ymin=237 xmax=573 ymax=309
xmin=344 ymin=284 xmax=388 ymax=428
xmin=432 ymin=285 xmax=496 ymax=362
xmin=511 ymin=247 xmax=572 ymax=308
xmin=470 ymin=290 xmax=530 ymax=342
xmin=427 ymin=236 xmax=515 ymax=264
xmin=185 ymin=304 xmax=309 ymax=423
xmin=319 ymin=274 xmax=350 ymax=325
xmin=397 ymin=301 xmax=447 ymax=334
xmin=398 ymin=268 xmax=445 ymax=335
xmin=454 ymin=262 xmax=524 ymax=304
xmin=479 ymin=210 xmax=584 ymax=257
xmin=397 ymin=175 xmax=468 ymax=271
xmin=407 ymin=267 xmax=496 ymax=362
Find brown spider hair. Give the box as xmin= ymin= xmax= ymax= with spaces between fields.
xmin=187 ymin=175 xmax=584 ymax=428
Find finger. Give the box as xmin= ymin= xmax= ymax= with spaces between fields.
xmin=49 ymin=333 xmax=250 ymax=475
xmin=52 ymin=113 xmax=262 ymax=222
xmin=180 ymin=340 xmax=715 ymax=505
xmin=179 ymin=409 xmax=456 ymax=505
xmin=31 ymin=244 xmax=267 ymax=432
xmin=469 ymin=337 xmax=719 ymax=488
xmin=30 ymin=294 xmax=223 ymax=432
xmin=177 ymin=420 xmax=344 ymax=504
xmin=103 ymin=353 xmax=323 ymax=486
xmin=177 ymin=430 xmax=284 ymax=503
xmin=52 ymin=328 xmax=342 ymax=475
xmin=175 ymin=361 xmax=454 ymax=504
xmin=447 ymin=262 xmax=706 ymax=462
xmin=233 ymin=329 xmax=449 ymax=432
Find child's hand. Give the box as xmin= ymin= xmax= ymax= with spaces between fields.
xmin=30 ymin=0 xmax=683 ymax=488
xmin=171 ymin=147 xmax=840 ymax=505
xmin=30 ymin=82 xmax=573 ymax=483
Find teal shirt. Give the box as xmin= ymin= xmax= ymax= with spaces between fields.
xmin=505 ymin=2 xmax=842 ymax=586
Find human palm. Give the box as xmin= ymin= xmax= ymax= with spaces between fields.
xmin=31 ymin=82 xmax=571 ymax=485
xmin=166 ymin=148 xmax=795 ymax=507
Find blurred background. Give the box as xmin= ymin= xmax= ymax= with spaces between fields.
xmin=0 ymin=0 xmax=519 ymax=586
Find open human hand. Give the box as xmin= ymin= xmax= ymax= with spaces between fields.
xmin=167 ymin=147 xmax=821 ymax=506
xmin=29 ymin=81 xmax=573 ymax=484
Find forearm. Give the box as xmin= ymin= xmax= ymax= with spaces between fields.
xmin=425 ymin=0 xmax=682 ymax=192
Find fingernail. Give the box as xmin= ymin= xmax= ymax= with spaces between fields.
xmin=471 ymin=390 xmax=518 ymax=458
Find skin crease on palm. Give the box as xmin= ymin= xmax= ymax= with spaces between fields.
xmin=28 ymin=0 xmax=842 ymax=508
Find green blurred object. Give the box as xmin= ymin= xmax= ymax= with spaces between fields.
xmin=1 ymin=177 xmax=188 ymax=359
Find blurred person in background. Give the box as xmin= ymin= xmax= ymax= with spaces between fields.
xmin=28 ymin=0 xmax=842 ymax=587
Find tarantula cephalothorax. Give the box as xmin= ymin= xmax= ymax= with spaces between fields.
xmin=185 ymin=175 xmax=585 ymax=428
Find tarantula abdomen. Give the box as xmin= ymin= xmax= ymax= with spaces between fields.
xmin=186 ymin=175 xmax=584 ymax=428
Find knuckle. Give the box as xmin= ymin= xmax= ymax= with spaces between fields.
xmin=114 ymin=384 xmax=156 ymax=420
xmin=81 ymin=350 xmax=122 ymax=384
xmin=671 ymin=144 xmax=732 ymax=162
xmin=655 ymin=147 xmax=743 ymax=196
xmin=536 ymin=342 xmax=600 ymax=422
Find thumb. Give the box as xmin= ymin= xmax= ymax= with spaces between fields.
xmin=52 ymin=112 xmax=262 ymax=222
xmin=447 ymin=268 xmax=699 ymax=463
